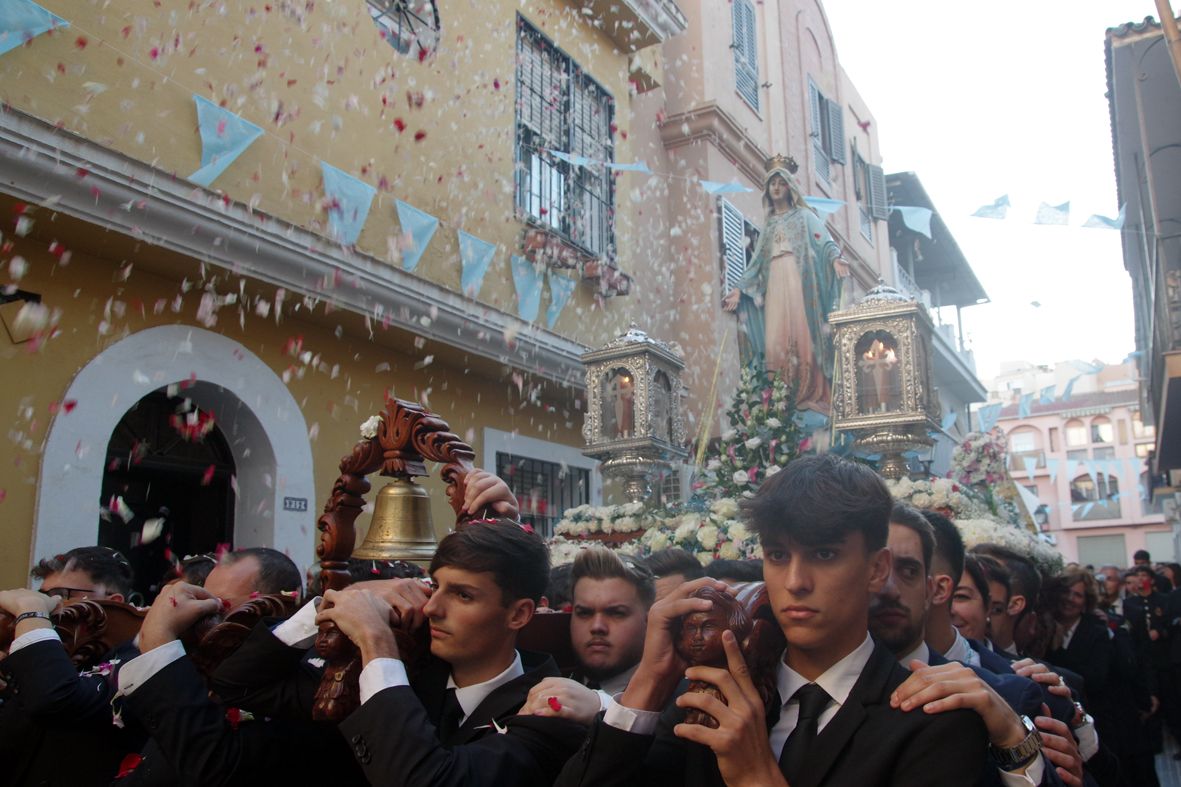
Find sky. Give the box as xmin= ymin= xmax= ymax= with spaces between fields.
xmin=822 ymin=0 xmax=1150 ymax=384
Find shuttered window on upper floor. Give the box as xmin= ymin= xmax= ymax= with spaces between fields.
xmin=852 ymin=142 xmax=889 ymax=241
xmin=732 ymin=0 xmax=759 ymax=112
xmin=719 ymin=198 xmax=760 ymax=294
xmin=808 ymin=78 xmax=845 ymax=186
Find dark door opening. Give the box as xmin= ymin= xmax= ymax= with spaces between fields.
xmin=100 ymin=389 xmax=235 ymax=602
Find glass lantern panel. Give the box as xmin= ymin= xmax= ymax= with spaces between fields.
xmin=855 ymin=331 xmax=903 ymax=415
xmin=652 ymin=370 xmax=673 ymax=442
xmin=601 ymin=367 xmax=636 ymax=439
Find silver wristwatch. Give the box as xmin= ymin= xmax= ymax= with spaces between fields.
xmin=990 ymin=715 xmax=1043 ymax=771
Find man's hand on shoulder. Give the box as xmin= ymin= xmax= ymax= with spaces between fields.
xmin=673 ymin=630 xmax=786 ymax=787
xmin=318 ymin=588 xmax=398 ymax=665
xmin=1035 ymin=704 xmax=1083 ymax=786
xmin=894 ymin=661 xmax=1026 ymax=749
xmin=621 ymin=577 xmax=733 ymax=712
xmin=140 ymin=582 xmax=222 ymax=652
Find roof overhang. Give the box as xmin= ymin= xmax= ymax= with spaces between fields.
xmin=0 ymin=105 xmax=589 ymax=389
xmin=569 ymin=0 xmax=687 ymax=52
xmin=885 ymin=172 xmax=989 ymax=308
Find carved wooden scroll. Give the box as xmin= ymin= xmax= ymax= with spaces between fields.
xmin=0 ymin=594 xmax=297 ymax=675
xmin=311 ymin=398 xmax=478 ymax=721
xmin=315 ymin=397 xmax=477 ymax=594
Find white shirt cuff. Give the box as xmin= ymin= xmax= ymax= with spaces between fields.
xmin=596 ymin=689 xmax=613 ymax=713
xmin=118 ymin=640 xmax=186 ymax=695
xmin=602 ymin=694 xmax=660 ymax=735
xmin=272 ymin=597 xmax=320 ymax=648
xmin=358 ymin=657 xmax=409 ymax=705
xmin=9 ymin=627 xmax=60 ymax=654
xmin=1076 ymin=719 xmax=1099 ymax=761
xmin=997 ymin=753 xmax=1045 ymax=786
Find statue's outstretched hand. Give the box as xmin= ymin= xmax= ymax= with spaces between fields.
xmin=833 ymin=257 xmax=851 ymax=278
xmin=722 ymin=290 xmax=741 ymax=312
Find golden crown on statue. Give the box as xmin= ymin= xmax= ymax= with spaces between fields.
xmin=765 ymin=154 xmax=799 ymax=175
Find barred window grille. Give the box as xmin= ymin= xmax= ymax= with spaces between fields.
xmin=367 ymin=0 xmax=440 ymax=57
xmin=731 ymin=0 xmax=759 ymax=111
xmin=495 ymin=452 xmax=591 ymax=539
xmin=719 ymin=199 xmax=760 ymax=294
xmin=515 ymin=17 xmax=615 ymax=258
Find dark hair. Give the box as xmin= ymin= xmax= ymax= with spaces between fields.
xmin=179 ymin=554 xmax=217 ymax=586
xmin=643 ymin=547 xmax=706 ymax=581
xmin=545 ymin=563 xmax=573 ymax=609
xmin=974 ymin=553 xmax=1011 ymax=604
xmin=572 ymin=548 xmax=656 ymax=608
xmin=223 ymin=548 xmax=303 ymax=600
xmin=1134 ymin=549 xmax=1151 ymax=562
xmin=703 ymin=559 xmax=764 ymax=583
xmin=920 ymin=510 xmax=964 ymax=585
xmin=32 ymin=546 xmax=134 ymax=597
xmin=971 ymin=544 xmax=1041 ymax=610
xmin=430 ymin=520 xmax=549 ymax=605
xmin=888 ymin=502 xmax=935 ymax=573
xmin=960 ymin=554 xmax=991 ymax=611
xmin=741 ymin=455 xmax=890 ymax=551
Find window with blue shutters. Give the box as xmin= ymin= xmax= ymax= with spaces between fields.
xmin=732 ymin=0 xmax=759 ymax=112
xmin=808 ymin=78 xmax=845 ymax=185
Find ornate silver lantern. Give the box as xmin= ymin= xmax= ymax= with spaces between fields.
xmin=829 ymin=283 xmax=940 ymax=479
xmin=582 ymin=325 xmax=688 ymax=502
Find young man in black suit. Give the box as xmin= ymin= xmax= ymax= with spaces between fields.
xmin=211 ymin=470 xmax=585 ymax=787
xmin=870 ymin=503 xmax=1082 ymax=785
xmin=557 ymin=455 xmax=989 ymax=787
xmin=0 ymin=546 xmax=140 ymax=787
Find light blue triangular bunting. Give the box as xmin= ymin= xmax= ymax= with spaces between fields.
xmin=701 ymin=180 xmax=753 ymax=195
xmin=511 ymin=255 xmax=543 ymax=322
xmin=546 ymin=270 xmax=577 ymax=330
xmin=320 ymin=162 xmax=376 ymax=245
xmin=1018 ymin=392 xmax=1033 ymax=418
xmin=1022 ymin=455 xmax=1038 ymax=482
xmin=1039 ymin=385 xmax=1055 ymax=405
xmin=0 ymin=0 xmax=68 ymax=57
xmin=977 ymin=403 xmax=1002 ymax=433
xmin=1083 ymin=206 xmax=1125 ymax=230
xmin=1047 ymin=457 xmax=1060 ymax=484
xmin=458 ymin=231 xmax=496 ymax=298
xmin=1061 ymin=375 xmax=1080 ymax=402
xmin=972 ymin=195 xmax=1010 ymax=219
xmin=804 ymin=197 xmax=845 ymax=218
xmin=606 ymin=161 xmax=652 ymax=174
xmin=189 ymin=96 xmax=264 ymax=187
xmin=1034 ymin=201 xmax=1070 ymax=226
xmin=893 ymin=206 xmax=933 ymax=239
xmin=394 ymin=200 xmax=439 ymax=272
xmin=941 ymin=410 xmax=957 ymax=431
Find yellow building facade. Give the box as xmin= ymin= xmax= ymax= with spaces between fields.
xmin=0 ymin=0 xmax=687 ymax=588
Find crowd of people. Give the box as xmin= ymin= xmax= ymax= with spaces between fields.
xmin=0 ymin=457 xmax=1176 ymax=785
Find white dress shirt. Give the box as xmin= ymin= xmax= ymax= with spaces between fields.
xmin=358 ymin=651 xmax=525 ymax=726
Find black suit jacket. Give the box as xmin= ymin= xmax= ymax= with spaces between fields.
xmin=0 ymin=638 xmax=143 ymax=787
xmin=340 ymin=657 xmax=587 ymax=787
xmin=556 ymin=641 xmax=988 ymax=787
xmin=117 ymin=652 xmax=366 ymax=787
xmin=212 ymin=621 xmax=586 ymax=787
xmin=968 ymin=639 xmax=1076 ymax=724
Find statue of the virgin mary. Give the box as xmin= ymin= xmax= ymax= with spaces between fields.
xmin=723 ymin=155 xmax=849 ymax=414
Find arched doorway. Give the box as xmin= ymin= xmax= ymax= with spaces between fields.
xmin=100 ymin=390 xmax=237 ymax=600
xmin=34 ymin=325 xmax=317 ymax=577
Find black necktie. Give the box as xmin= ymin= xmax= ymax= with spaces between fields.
xmin=437 ymin=688 xmax=464 ymax=740
xmin=778 ymin=683 xmax=831 ymax=783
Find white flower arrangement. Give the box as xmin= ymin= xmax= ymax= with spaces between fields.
xmin=553 ymin=501 xmax=654 ymax=537
xmin=955 ymin=518 xmax=1064 ymax=575
xmin=638 ymin=497 xmax=761 ymax=562
xmin=883 ymin=476 xmax=990 ymax=520
xmin=359 ymin=415 xmax=383 ymax=440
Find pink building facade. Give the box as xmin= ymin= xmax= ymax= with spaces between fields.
xmin=998 ymin=386 xmax=1168 ymax=566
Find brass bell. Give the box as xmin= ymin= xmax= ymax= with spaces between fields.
xmin=352 ymin=478 xmax=438 ymax=562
